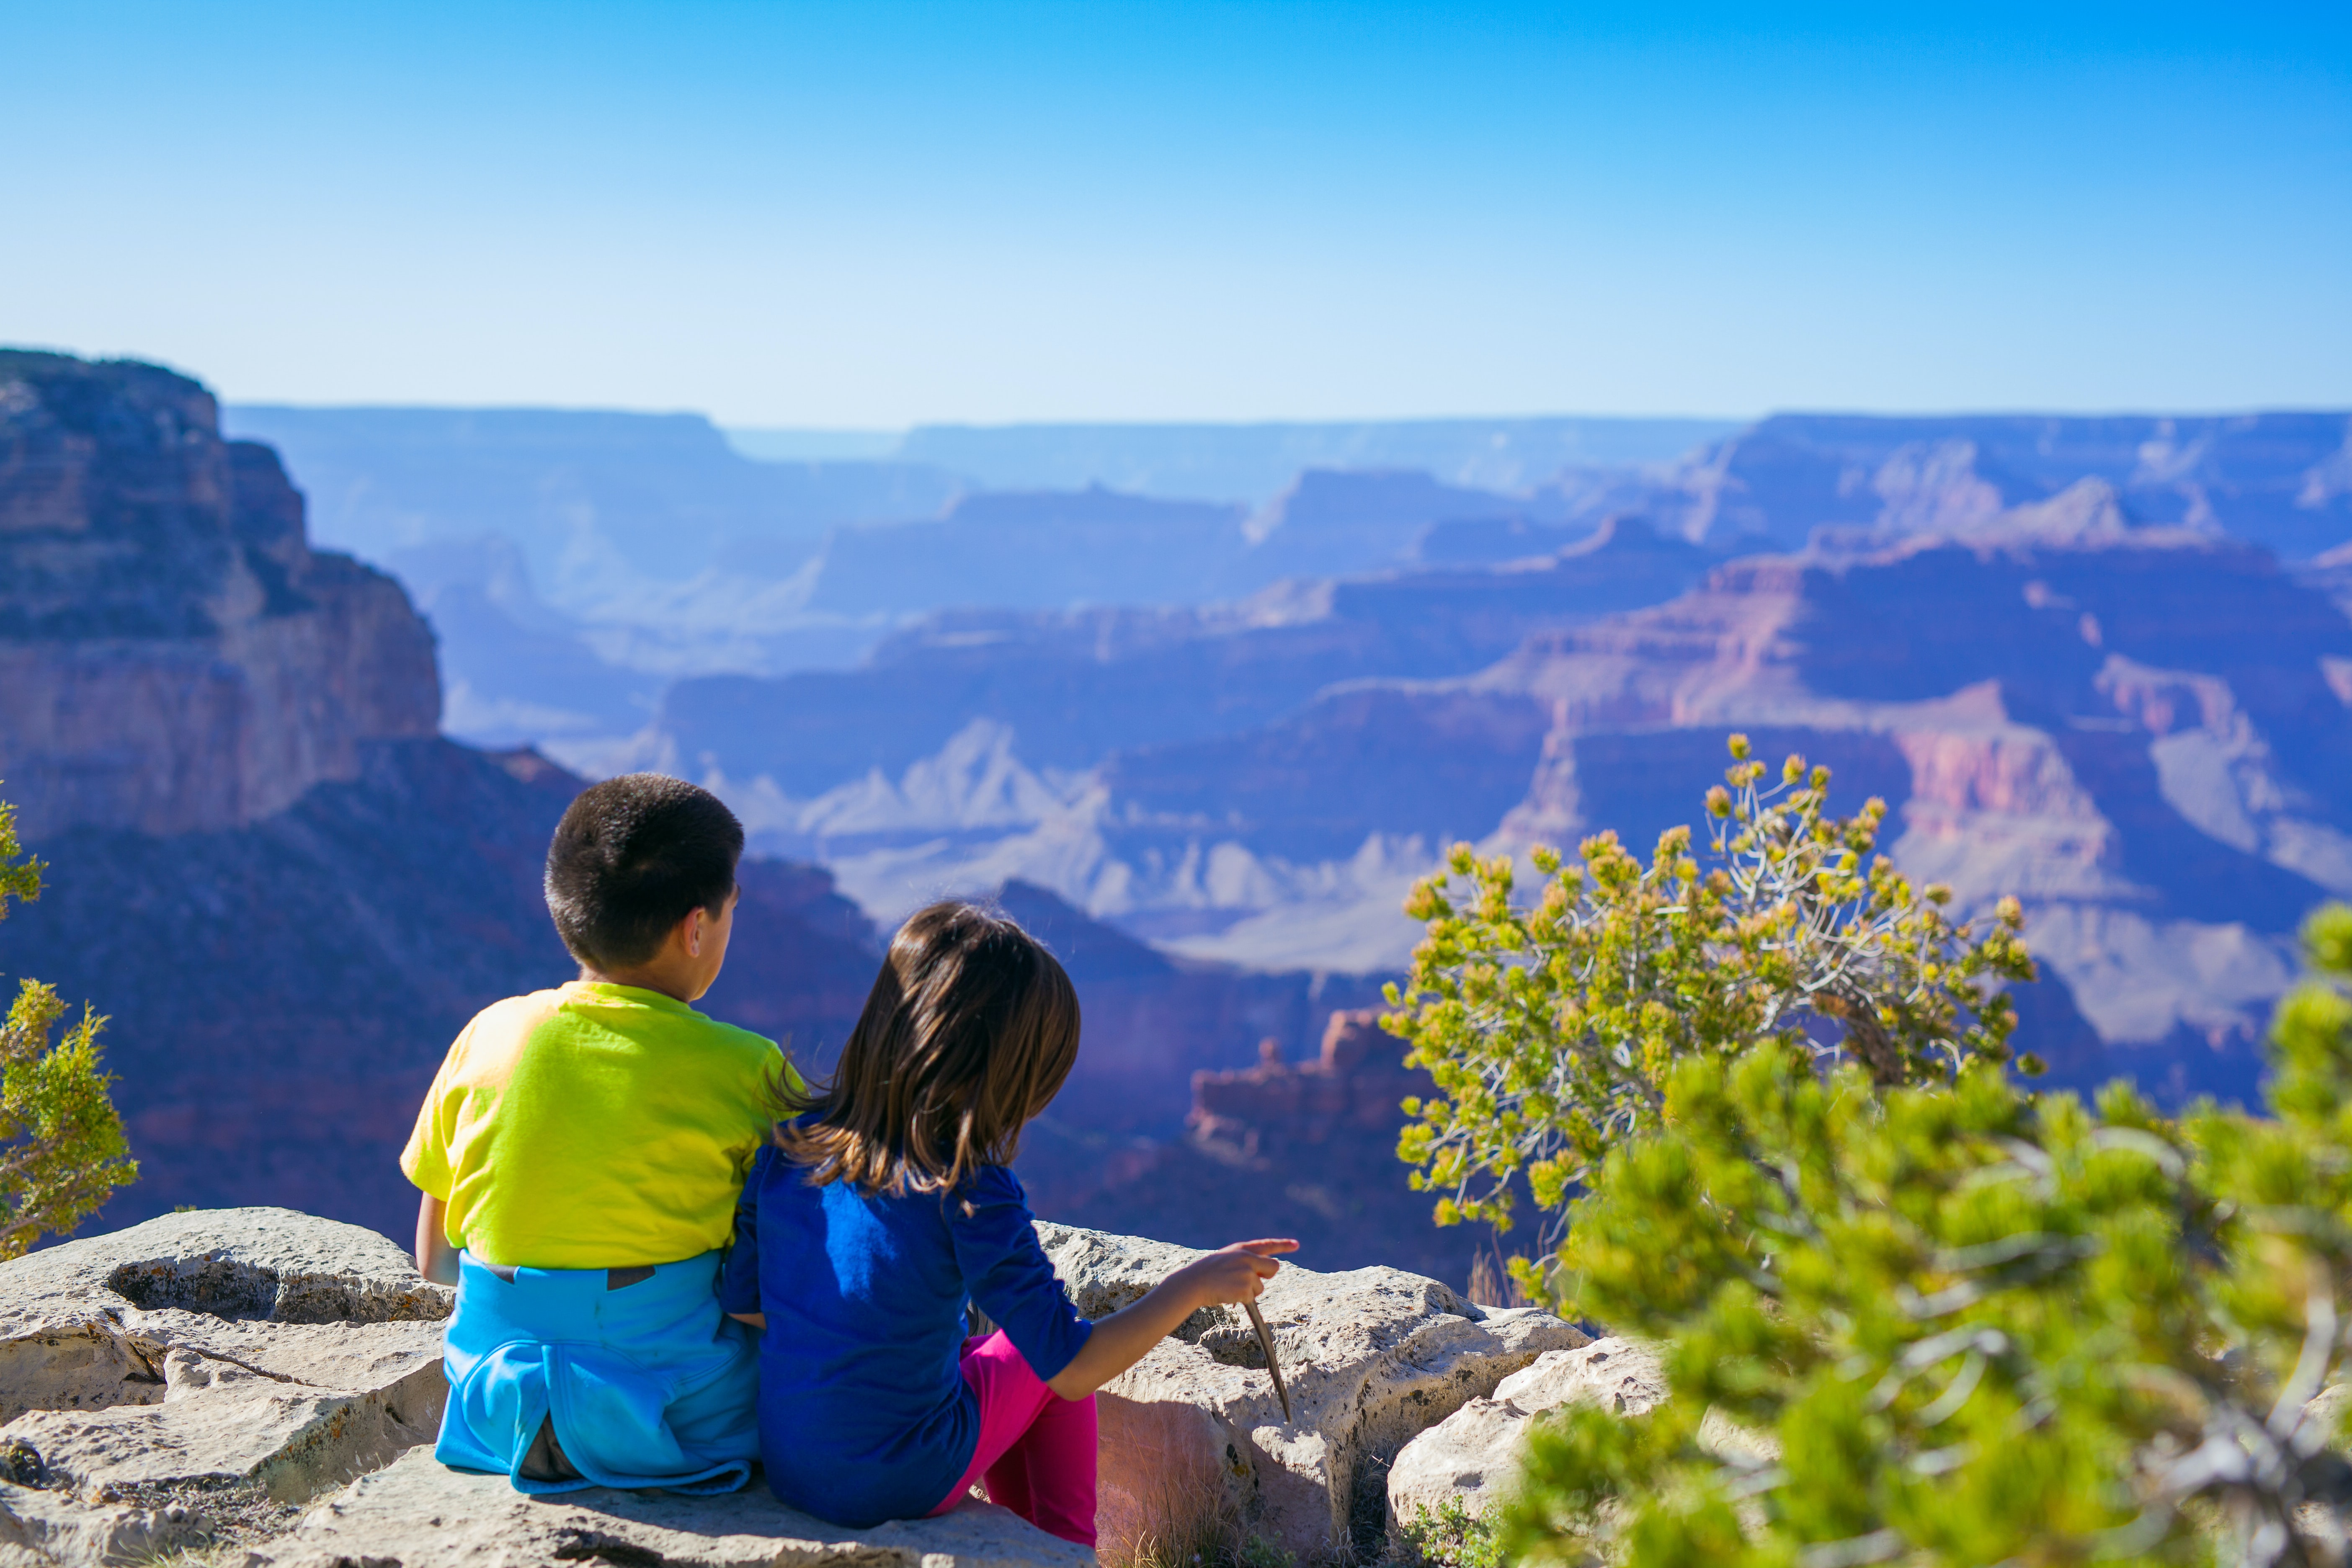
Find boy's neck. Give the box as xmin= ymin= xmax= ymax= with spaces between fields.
xmin=578 ymin=962 xmax=695 ymax=1005
xmin=575 ymin=892 xmax=735 ymax=1005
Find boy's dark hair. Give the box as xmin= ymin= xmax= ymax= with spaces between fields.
xmin=545 ymin=774 xmax=745 ymax=971
xmin=777 ymin=901 xmax=1080 ymax=1197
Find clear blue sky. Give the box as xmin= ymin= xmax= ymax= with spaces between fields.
xmin=3 ymin=2 xmax=2345 ymax=425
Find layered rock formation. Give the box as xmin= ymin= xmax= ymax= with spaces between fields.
xmin=223 ymin=409 xmax=1729 ymax=759
xmin=1464 ymin=529 xmax=2352 ymax=1096
xmin=666 ymin=509 xmax=2352 ymax=1106
xmin=0 ymin=353 xmax=438 ymax=838
xmin=655 ymin=516 xmax=1715 ymax=951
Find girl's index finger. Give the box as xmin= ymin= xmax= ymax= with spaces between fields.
xmin=1233 ymin=1238 xmax=1300 ymax=1256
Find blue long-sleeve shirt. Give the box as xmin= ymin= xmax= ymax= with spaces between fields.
xmin=719 ymin=1140 xmax=1093 ymax=1527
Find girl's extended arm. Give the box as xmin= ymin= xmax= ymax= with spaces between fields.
xmin=414 ymin=1192 xmax=462 ymax=1286
xmin=1046 ymin=1238 xmax=1296 ymax=1400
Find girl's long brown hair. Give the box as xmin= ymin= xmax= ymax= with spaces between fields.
xmin=775 ymin=900 xmax=1081 ymax=1197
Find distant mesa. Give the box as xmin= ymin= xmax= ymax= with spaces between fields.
xmin=1617 ymin=414 xmax=2352 ymax=560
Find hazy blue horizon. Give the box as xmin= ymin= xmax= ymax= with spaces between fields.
xmin=11 ymin=3 xmax=2346 ymax=424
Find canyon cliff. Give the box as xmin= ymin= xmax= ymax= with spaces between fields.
xmin=0 ymin=353 xmax=438 ymax=838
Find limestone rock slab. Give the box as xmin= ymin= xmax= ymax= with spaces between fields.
xmin=1381 ymin=1396 xmax=1525 ymax=1533
xmin=0 ymin=1207 xmax=451 ymax=1539
xmin=0 ymin=1480 xmax=208 ymax=1568
xmin=1037 ymin=1223 xmax=1586 ymax=1561
xmin=0 ymin=1208 xmax=451 ymax=1343
xmin=245 ymin=1444 xmax=1097 ymax=1568
xmin=9 ymin=1345 xmax=441 ymax=1505
xmin=1384 ymin=1338 xmax=1668 ymax=1534
xmin=1494 ymin=1338 xmax=1667 ymax=1419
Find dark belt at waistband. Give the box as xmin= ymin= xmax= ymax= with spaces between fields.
xmin=479 ymin=1262 xmax=658 ymax=1291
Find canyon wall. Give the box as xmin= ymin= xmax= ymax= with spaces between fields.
xmin=0 ymin=353 xmax=438 ymax=838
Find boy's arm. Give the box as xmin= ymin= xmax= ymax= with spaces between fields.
xmin=718 ymin=1140 xmax=769 ymax=1331
xmin=401 ymin=1021 xmax=469 ymax=1289
xmin=414 ymin=1193 xmax=461 ymax=1285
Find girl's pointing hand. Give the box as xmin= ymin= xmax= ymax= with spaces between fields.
xmin=1176 ymin=1238 xmax=1299 ymax=1308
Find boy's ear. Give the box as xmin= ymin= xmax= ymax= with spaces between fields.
xmin=680 ymin=887 xmax=736 ymax=959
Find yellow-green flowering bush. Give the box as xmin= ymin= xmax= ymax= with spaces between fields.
xmin=1386 ymin=735 xmax=2035 ymax=1288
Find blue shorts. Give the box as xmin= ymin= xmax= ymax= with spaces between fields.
xmin=436 ymin=1250 xmax=759 ymax=1494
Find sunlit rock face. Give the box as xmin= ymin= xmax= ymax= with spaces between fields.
xmin=0 ymin=351 xmax=438 ymax=837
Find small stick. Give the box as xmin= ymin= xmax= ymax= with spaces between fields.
xmin=1243 ymin=1297 xmax=1291 ymax=1423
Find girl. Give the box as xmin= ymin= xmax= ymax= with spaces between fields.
xmin=720 ymin=901 xmax=1294 ymax=1546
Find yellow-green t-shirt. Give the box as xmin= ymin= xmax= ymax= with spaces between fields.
xmin=399 ymin=981 xmax=798 ymax=1269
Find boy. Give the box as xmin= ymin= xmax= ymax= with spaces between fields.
xmin=401 ymin=773 xmax=794 ymax=1494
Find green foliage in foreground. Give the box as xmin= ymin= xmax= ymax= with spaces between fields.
xmin=0 ymin=792 xmax=135 ymax=1259
xmin=1499 ymin=905 xmax=2352 ymax=1568
xmin=1387 ymin=736 xmax=2035 ymax=1291
xmin=1400 ymin=1497 xmax=1506 ymax=1568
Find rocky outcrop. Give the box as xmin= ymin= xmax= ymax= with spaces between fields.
xmin=1187 ymin=1008 xmax=1430 ymax=1157
xmin=0 ymin=1208 xmax=1576 ymax=1567
xmin=0 ymin=352 xmax=438 ymax=838
xmin=0 ymin=1208 xmax=451 ymax=1563
xmin=244 ymin=1445 xmax=1096 ymax=1568
xmin=1040 ymin=1222 xmax=1587 ymax=1560
xmin=1384 ymin=1339 xmax=1667 ymax=1533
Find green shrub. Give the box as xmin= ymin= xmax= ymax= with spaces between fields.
xmin=1399 ymin=1496 xmax=1506 ymax=1568
xmin=0 ymin=792 xmax=135 ymax=1258
xmin=1386 ymin=735 xmax=2035 ymax=1295
xmin=1495 ymin=905 xmax=2352 ymax=1565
